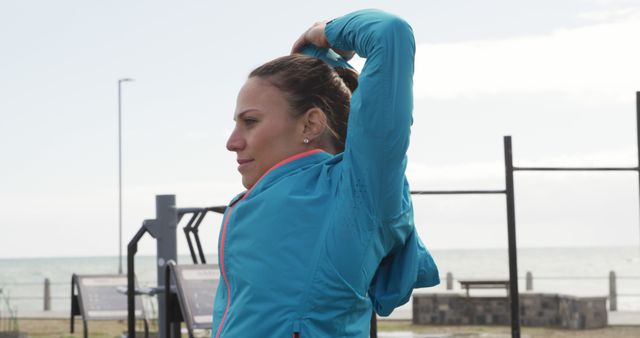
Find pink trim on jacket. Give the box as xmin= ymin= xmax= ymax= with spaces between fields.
xmin=215 ymin=206 xmax=233 ymax=338
xmin=245 ymin=148 xmax=324 ymax=198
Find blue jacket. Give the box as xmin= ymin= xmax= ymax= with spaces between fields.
xmin=213 ymin=9 xmax=439 ymax=338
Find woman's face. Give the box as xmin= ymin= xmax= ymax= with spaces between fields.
xmin=227 ymin=77 xmax=307 ymax=189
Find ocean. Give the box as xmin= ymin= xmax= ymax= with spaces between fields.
xmin=1 ymin=246 xmax=639 ymax=319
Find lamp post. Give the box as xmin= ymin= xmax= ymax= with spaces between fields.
xmin=118 ymin=78 xmax=134 ymax=275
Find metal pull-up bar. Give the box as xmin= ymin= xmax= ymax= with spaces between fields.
xmin=411 ymin=186 xmax=519 ymax=335
xmin=409 ymin=140 xmax=522 ymax=338
xmin=412 ymin=190 xmax=506 ymax=194
xmin=497 ymin=91 xmax=640 ymax=338
xmin=514 ymin=167 xmax=637 ymax=171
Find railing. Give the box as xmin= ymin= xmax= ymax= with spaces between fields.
xmin=0 ymin=278 xmax=157 ymax=313
xmin=0 ymin=286 xmax=19 ymax=331
xmin=3 ymin=272 xmax=639 ymax=313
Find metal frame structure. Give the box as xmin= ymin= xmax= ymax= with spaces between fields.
xmin=127 ymin=195 xmax=180 ymax=338
xmin=163 ymin=261 xmax=219 ymax=338
xmin=70 ymin=274 xmax=148 ymax=338
xmin=411 ymin=185 xmax=515 ymax=335
xmin=181 ymin=186 xmax=520 ymax=338
xmin=126 ymin=196 xmax=225 ymax=338
xmin=498 ymin=91 xmax=640 ymax=338
xmin=181 ymin=206 xmax=226 ymax=264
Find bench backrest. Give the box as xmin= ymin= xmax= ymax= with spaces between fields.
xmin=72 ymin=274 xmax=145 ymax=320
xmin=170 ymin=264 xmax=219 ymax=330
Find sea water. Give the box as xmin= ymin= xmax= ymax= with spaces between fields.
xmin=0 ymin=246 xmax=638 ymax=318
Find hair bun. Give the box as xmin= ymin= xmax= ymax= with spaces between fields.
xmin=334 ymin=67 xmax=359 ymax=93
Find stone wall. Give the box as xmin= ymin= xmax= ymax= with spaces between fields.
xmin=558 ymin=296 xmax=608 ymax=329
xmin=519 ymin=293 xmax=561 ymax=327
xmin=413 ymin=293 xmax=607 ymax=329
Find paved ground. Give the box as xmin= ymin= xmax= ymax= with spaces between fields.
xmin=379 ymin=333 xmax=511 ymax=338
xmin=376 ymin=322 xmax=640 ymax=338
xmin=608 ymin=311 xmax=640 ymax=325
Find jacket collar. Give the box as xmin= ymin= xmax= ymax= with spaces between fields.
xmin=229 ymin=149 xmax=331 ymax=206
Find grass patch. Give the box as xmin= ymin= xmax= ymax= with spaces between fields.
xmin=12 ymin=319 xmax=640 ymax=338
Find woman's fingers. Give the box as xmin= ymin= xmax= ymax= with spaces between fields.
xmin=291 ymin=21 xmax=329 ymax=54
xmin=291 ymin=33 xmax=308 ymax=54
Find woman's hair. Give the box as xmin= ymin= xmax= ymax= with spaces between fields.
xmin=249 ymin=54 xmax=358 ymax=153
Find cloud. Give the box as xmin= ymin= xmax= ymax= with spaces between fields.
xmin=577 ymin=7 xmax=639 ymax=22
xmin=413 ymin=13 xmax=640 ymax=103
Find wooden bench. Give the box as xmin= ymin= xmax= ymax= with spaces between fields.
xmin=458 ymin=279 xmax=510 ymax=297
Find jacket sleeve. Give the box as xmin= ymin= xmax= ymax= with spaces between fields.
xmin=325 ymin=9 xmax=415 ymax=222
xmin=368 ymin=230 xmax=440 ymax=316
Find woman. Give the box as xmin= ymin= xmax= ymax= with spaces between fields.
xmin=214 ymin=9 xmax=439 ymax=338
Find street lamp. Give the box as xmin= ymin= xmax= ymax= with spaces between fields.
xmin=118 ymin=78 xmax=134 ymax=275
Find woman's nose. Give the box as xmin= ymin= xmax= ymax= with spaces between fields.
xmin=226 ymin=128 xmax=245 ymax=152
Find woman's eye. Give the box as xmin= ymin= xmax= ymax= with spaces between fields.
xmin=243 ymin=118 xmax=258 ymax=126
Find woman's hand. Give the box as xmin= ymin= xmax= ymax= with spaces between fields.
xmin=291 ymin=21 xmax=356 ymax=61
xmin=291 ymin=21 xmax=330 ymax=53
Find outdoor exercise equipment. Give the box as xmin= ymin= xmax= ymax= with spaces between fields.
xmin=126 ymin=195 xmax=224 ymax=338
xmin=70 ymin=274 xmax=148 ymax=338
xmin=164 ymin=262 xmax=219 ymax=338
xmin=181 ymin=206 xmax=226 ymax=264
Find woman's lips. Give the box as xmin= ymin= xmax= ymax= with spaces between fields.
xmin=237 ymin=159 xmax=254 ymax=172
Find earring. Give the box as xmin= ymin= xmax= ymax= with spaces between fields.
xmin=303 ymin=137 xmax=310 ymax=144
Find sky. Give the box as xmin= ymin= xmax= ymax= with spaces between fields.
xmin=1 ymin=0 xmax=640 ymax=259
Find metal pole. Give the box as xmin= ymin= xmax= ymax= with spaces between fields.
xmin=44 ymin=278 xmax=51 ymax=311
xmin=152 ymin=195 xmax=179 ymax=338
xmin=70 ymin=276 xmax=76 ymax=333
xmin=636 ymin=91 xmax=640 ymax=256
xmin=609 ymin=270 xmax=617 ymax=311
xmin=128 ymin=222 xmax=148 ymax=338
xmin=118 ymin=80 xmax=122 ymax=275
xmin=369 ymin=313 xmax=377 ymax=338
xmin=504 ymin=136 xmax=521 ymax=338
xmin=118 ymin=78 xmax=134 ymax=274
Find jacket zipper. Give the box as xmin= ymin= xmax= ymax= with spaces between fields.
xmin=216 ymin=149 xmax=323 ymax=337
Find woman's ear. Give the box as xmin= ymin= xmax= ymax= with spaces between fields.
xmin=302 ymin=107 xmax=328 ymax=141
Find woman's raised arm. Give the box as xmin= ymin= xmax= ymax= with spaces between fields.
xmin=327 ymin=9 xmax=415 ymax=221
